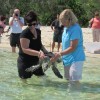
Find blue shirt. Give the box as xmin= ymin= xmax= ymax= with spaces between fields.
xmin=62 ymin=23 xmax=85 ymax=66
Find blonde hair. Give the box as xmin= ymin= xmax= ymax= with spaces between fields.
xmin=59 ymin=9 xmax=78 ymax=27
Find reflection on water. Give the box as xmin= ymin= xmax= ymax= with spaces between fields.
xmin=0 ymin=49 xmax=100 ymax=100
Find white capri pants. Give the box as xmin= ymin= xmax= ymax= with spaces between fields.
xmin=64 ymin=61 xmax=84 ymax=81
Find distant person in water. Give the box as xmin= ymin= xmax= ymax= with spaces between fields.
xmin=89 ymin=11 xmax=100 ymax=42
xmin=51 ymin=14 xmax=64 ymax=52
xmin=9 ymin=8 xmax=24 ymax=53
xmin=0 ymin=16 xmax=6 ymax=35
xmin=0 ymin=15 xmax=6 ymax=43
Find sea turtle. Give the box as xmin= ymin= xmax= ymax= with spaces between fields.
xmin=25 ymin=52 xmax=63 ymax=79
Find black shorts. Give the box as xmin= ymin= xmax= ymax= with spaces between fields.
xmin=53 ymin=33 xmax=62 ymax=43
xmin=17 ymin=57 xmax=45 ymax=79
xmin=10 ymin=33 xmax=20 ymax=47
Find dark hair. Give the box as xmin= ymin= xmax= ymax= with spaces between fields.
xmin=0 ymin=16 xmax=6 ymax=21
xmin=25 ymin=11 xmax=37 ymax=24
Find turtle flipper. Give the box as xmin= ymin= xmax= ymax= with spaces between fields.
xmin=42 ymin=57 xmax=51 ymax=72
xmin=43 ymin=63 xmax=50 ymax=72
xmin=25 ymin=64 xmax=40 ymax=72
xmin=51 ymin=63 xmax=63 ymax=79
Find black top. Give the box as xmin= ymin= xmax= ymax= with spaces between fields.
xmin=19 ymin=28 xmax=42 ymax=63
xmin=51 ymin=19 xmax=64 ymax=34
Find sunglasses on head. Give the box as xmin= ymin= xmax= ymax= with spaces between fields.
xmin=28 ymin=23 xmax=37 ymax=26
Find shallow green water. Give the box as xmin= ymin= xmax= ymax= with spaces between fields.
xmin=0 ymin=49 xmax=100 ymax=100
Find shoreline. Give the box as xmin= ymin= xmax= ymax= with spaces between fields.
xmin=0 ymin=26 xmax=100 ymax=58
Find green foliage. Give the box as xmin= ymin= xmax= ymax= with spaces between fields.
xmin=0 ymin=0 xmax=100 ymax=27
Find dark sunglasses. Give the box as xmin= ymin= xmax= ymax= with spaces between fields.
xmin=28 ymin=23 xmax=37 ymax=26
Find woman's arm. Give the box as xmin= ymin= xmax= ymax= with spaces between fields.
xmin=60 ymin=39 xmax=78 ymax=56
xmin=50 ymin=39 xmax=78 ymax=62
xmin=20 ymin=38 xmax=45 ymax=59
xmin=20 ymin=38 xmax=40 ymax=57
xmin=41 ymin=44 xmax=49 ymax=54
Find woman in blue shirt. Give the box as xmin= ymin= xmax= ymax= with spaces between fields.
xmin=51 ymin=9 xmax=85 ymax=89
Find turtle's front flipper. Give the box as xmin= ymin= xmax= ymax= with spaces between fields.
xmin=25 ymin=64 xmax=40 ymax=72
xmin=42 ymin=57 xmax=51 ymax=72
xmin=43 ymin=62 xmax=51 ymax=72
xmin=52 ymin=63 xmax=63 ymax=79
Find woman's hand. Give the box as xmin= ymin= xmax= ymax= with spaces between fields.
xmin=38 ymin=51 xmax=46 ymax=60
xmin=50 ymin=52 xmax=61 ymax=62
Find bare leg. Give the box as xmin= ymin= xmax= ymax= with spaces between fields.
xmin=70 ymin=81 xmax=80 ymax=86
xmin=57 ymin=43 xmax=61 ymax=52
xmin=64 ymin=67 xmax=70 ymax=80
xmin=12 ymin=47 xmax=16 ymax=53
xmin=52 ymin=41 xmax=55 ymax=52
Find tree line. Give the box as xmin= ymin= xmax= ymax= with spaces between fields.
xmin=0 ymin=0 xmax=100 ymax=27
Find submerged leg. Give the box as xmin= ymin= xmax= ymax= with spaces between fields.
xmin=20 ymin=78 xmax=27 ymax=84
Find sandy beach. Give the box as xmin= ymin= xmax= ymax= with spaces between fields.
xmin=0 ymin=26 xmax=100 ymax=58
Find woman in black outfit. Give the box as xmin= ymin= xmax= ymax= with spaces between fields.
xmin=17 ymin=11 xmax=48 ymax=82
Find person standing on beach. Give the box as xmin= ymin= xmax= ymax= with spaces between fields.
xmin=9 ymin=8 xmax=24 ymax=53
xmin=51 ymin=9 xmax=85 ymax=89
xmin=89 ymin=11 xmax=100 ymax=42
xmin=17 ymin=11 xmax=48 ymax=82
xmin=51 ymin=14 xmax=64 ymax=52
